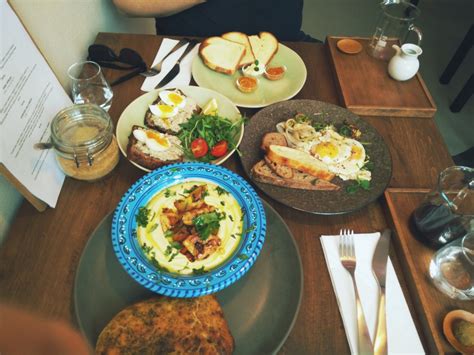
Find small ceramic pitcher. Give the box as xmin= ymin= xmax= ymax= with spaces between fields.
xmin=388 ymin=43 xmax=422 ymax=81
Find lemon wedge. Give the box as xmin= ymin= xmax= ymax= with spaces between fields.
xmin=202 ymin=98 xmax=218 ymax=116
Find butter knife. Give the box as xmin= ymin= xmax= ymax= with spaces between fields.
xmin=154 ymin=39 xmax=198 ymax=89
xmin=372 ymin=229 xmax=391 ymax=355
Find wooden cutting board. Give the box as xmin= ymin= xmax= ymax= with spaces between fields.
xmin=383 ymin=188 xmax=474 ymax=354
xmin=326 ymin=36 xmax=437 ymax=118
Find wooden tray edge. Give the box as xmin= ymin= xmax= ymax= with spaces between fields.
xmin=383 ymin=188 xmax=448 ymax=353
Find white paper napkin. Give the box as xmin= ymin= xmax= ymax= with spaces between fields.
xmin=320 ymin=233 xmax=424 ymax=355
xmin=140 ymin=38 xmax=199 ymax=92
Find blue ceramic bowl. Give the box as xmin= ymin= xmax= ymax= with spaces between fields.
xmin=111 ymin=162 xmax=266 ymax=297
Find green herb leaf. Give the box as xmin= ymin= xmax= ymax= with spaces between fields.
xmin=359 ymin=179 xmax=371 ymax=190
xmin=238 ymin=254 xmax=249 ymax=260
xmin=149 ymin=223 xmax=159 ymax=232
xmin=192 ymin=266 xmax=207 ymax=275
xmin=150 ymin=257 xmax=168 ymax=272
xmin=142 ymin=243 xmax=153 ymax=255
xmin=215 ymin=186 xmax=228 ymax=196
xmin=193 ymin=211 xmax=225 ymax=240
xmin=362 ymin=160 xmax=374 ymax=171
xmin=136 ymin=207 xmax=150 ymax=227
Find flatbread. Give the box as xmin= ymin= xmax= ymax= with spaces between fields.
xmin=96 ymin=295 xmax=234 ymax=354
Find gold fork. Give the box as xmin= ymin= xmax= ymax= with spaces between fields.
xmin=339 ymin=229 xmax=374 ymax=354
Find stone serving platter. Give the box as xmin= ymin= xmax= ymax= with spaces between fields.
xmin=239 ymin=99 xmax=392 ymax=215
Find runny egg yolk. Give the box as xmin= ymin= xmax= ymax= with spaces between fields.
xmin=313 ymin=142 xmax=339 ymax=160
xmin=146 ymin=131 xmax=170 ymax=149
xmin=351 ymin=145 xmax=363 ymax=161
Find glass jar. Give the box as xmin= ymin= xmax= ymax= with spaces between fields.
xmin=50 ymin=104 xmax=119 ymax=181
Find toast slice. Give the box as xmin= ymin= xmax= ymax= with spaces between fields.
xmin=251 ymin=160 xmax=340 ymax=191
xmin=199 ymin=36 xmax=246 ymax=75
xmin=127 ymin=125 xmax=183 ymax=170
xmin=248 ymin=32 xmax=278 ymax=66
xmin=266 ymin=145 xmax=335 ymax=181
xmin=260 ymin=132 xmax=288 ymax=152
xmin=222 ymin=31 xmax=255 ymax=68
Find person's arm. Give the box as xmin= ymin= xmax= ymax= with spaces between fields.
xmin=112 ymin=0 xmax=206 ymax=17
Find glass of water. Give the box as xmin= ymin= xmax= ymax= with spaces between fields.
xmin=67 ymin=61 xmax=113 ymax=112
xmin=429 ymin=232 xmax=474 ymax=300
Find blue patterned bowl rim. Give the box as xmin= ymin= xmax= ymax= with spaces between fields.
xmin=111 ymin=162 xmax=267 ymax=298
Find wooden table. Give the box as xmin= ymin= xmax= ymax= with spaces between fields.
xmin=0 ymin=33 xmax=456 ymax=354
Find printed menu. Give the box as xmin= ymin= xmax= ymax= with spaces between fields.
xmin=0 ymin=0 xmax=70 ymax=208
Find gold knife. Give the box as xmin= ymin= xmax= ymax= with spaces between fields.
xmin=372 ymin=229 xmax=391 ymax=355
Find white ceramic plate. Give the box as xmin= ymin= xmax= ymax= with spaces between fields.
xmin=192 ymin=44 xmax=307 ymax=108
xmin=116 ymin=85 xmax=243 ymax=172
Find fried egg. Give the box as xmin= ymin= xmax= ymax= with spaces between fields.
xmin=149 ymin=103 xmax=178 ymax=118
xmin=309 ymin=128 xmax=370 ymax=181
xmin=159 ymin=90 xmax=187 ymax=108
xmin=133 ymin=129 xmax=171 ymax=152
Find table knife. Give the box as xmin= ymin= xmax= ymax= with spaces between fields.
xmin=372 ymin=229 xmax=391 ymax=355
xmin=154 ymin=39 xmax=198 ymax=89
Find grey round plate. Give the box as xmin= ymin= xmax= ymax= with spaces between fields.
xmin=239 ymin=100 xmax=392 ymax=215
xmin=74 ymin=200 xmax=303 ymax=354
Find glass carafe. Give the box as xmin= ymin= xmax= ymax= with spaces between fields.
xmin=412 ymin=166 xmax=474 ymax=248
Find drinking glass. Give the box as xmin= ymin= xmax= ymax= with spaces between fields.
xmin=412 ymin=166 xmax=474 ymax=248
xmin=429 ymin=232 xmax=474 ymax=300
xmin=67 ymin=61 xmax=113 ymax=112
xmin=368 ymin=0 xmax=423 ymax=61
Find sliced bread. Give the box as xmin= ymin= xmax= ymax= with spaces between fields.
xmin=222 ymin=31 xmax=255 ymax=68
xmin=251 ymin=160 xmax=340 ymax=191
xmin=260 ymin=132 xmax=287 ymax=152
xmin=248 ymin=32 xmax=279 ymax=66
xmin=199 ymin=36 xmax=246 ymax=75
xmin=266 ymin=145 xmax=335 ymax=181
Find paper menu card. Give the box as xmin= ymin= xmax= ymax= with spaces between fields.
xmin=0 ymin=0 xmax=70 ymax=208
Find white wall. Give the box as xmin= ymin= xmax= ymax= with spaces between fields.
xmin=0 ymin=0 xmax=155 ymax=243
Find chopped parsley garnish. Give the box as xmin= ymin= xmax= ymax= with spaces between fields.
xmin=215 ymin=186 xmax=228 ymax=196
xmin=164 ymin=189 xmax=176 ymax=198
xmin=228 ymin=214 xmax=234 ymax=222
xmin=164 ymin=230 xmax=174 ymax=238
xmin=193 ymin=211 xmax=225 ymax=240
xmin=136 ymin=207 xmax=150 ymax=227
xmin=149 ymin=223 xmax=159 ymax=232
xmin=220 ymin=201 xmax=225 ymax=206
xmin=241 ymin=224 xmax=256 ymax=236
xmin=346 ymin=179 xmax=371 ymax=194
xmin=142 ymin=243 xmax=153 ymax=254
xmin=238 ymin=254 xmax=249 ymax=260
xmin=192 ymin=266 xmax=207 ymax=275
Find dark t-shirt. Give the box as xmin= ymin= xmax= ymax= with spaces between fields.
xmin=155 ymin=0 xmax=308 ymax=42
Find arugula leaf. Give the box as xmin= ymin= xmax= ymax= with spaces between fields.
xmin=136 ymin=207 xmax=150 ymax=228
xmin=346 ymin=179 xmax=371 ymax=194
xmin=178 ymin=114 xmax=245 ymax=162
xmin=193 ymin=211 xmax=225 ymax=240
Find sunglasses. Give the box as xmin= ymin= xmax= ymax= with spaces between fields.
xmin=87 ymin=44 xmax=146 ymax=86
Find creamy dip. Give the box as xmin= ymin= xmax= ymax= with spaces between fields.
xmin=137 ymin=180 xmax=242 ymax=275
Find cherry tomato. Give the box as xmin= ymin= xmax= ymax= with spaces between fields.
xmin=210 ymin=140 xmax=228 ymax=158
xmin=191 ymin=138 xmax=209 ymax=158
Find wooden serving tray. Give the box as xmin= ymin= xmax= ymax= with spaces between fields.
xmin=383 ymin=188 xmax=474 ymax=354
xmin=326 ymin=36 xmax=437 ymax=118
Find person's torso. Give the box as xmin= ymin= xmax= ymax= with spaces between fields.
xmin=155 ymin=0 xmax=304 ymax=41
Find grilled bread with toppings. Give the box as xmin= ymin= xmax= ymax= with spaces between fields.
xmin=127 ymin=125 xmax=183 ymax=170
xmin=96 ymin=296 xmax=234 ymax=354
xmin=144 ymin=89 xmax=201 ymax=134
